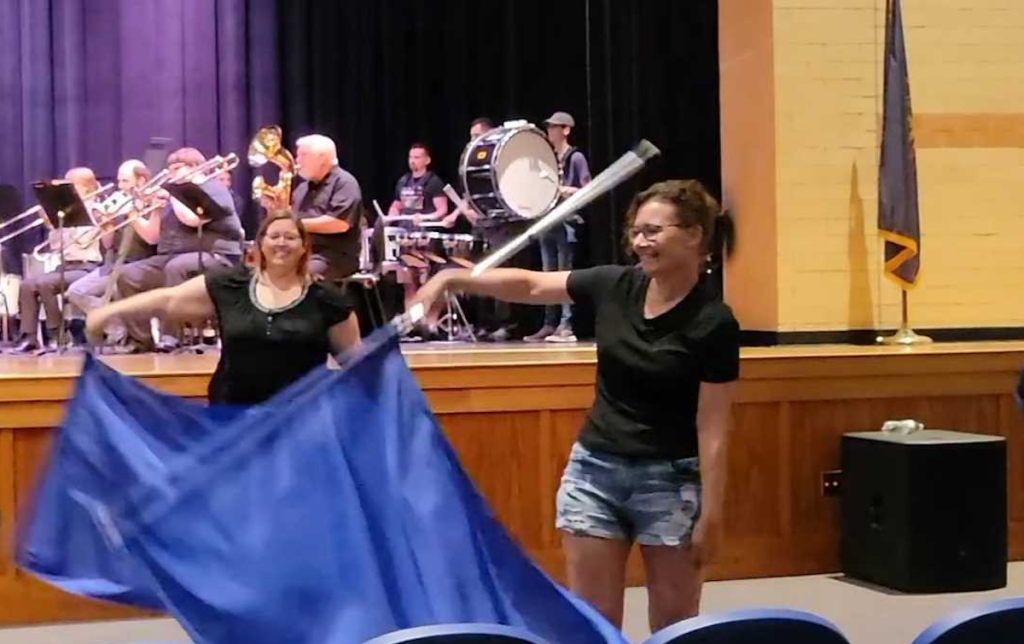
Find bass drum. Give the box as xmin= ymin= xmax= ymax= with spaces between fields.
xmin=459 ymin=122 xmax=560 ymax=223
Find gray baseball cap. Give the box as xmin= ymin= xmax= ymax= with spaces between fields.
xmin=543 ymin=111 xmax=575 ymax=127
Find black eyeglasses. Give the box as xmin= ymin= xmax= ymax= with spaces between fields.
xmin=628 ymin=224 xmax=685 ymax=241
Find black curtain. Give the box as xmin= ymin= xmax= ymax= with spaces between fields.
xmin=276 ymin=0 xmax=720 ymax=269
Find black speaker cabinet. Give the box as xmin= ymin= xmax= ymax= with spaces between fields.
xmin=841 ymin=430 xmax=1007 ymax=593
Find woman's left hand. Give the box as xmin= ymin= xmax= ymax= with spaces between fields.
xmin=691 ymin=514 xmax=723 ymax=566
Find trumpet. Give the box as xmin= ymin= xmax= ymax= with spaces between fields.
xmin=0 ymin=183 xmax=114 ymax=245
xmin=249 ymin=125 xmax=295 ymax=209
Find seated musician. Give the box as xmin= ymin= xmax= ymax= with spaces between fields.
xmin=116 ymin=148 xmax=244 ymax=352
xmin=13 ymin=167 xmax=103 ymax=353
xmin=384 ymin=142 xmax=449 ymax=341
xmin=290 ymin=135 xmax=364 ymax=281
xmin=65 ymin=159 xmax=156 ymax=348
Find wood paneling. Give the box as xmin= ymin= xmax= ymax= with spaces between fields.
xmin=0 ymin=429 xmax=13 ymax=578
xmin=1 ymin=342 xmax=1023 ymax=625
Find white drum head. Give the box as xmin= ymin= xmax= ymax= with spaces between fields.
xmin=495 ymin=129 xmax=559 ymax=219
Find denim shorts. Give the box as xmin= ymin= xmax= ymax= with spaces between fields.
xmin=556 ymin=442 xmax=702 ymax=547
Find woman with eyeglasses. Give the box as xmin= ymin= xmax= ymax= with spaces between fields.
xmin=87 ymin=210 xmax=361 ymax=404
xmin=412 ymin=180 xmax=739 ymax=632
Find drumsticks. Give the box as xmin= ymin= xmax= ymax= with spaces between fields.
xmin=443 ymin=184 xmax=476 ymax=221
xmin=470 ymin=140 xmax=661 ymax=277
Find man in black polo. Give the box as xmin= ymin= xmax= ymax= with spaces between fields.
xmin=290 ymin=134 xmax=364 ymax=281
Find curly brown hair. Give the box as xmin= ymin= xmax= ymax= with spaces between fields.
xmin=622 ymin=179 xmax=734 ymax=257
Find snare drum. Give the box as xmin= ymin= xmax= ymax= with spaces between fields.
xmin=359 ymin=228 xmax=374 ymax=272
xmin=443 ymin=233 xmax=481 ymax=269
xmin=459 ymin=122 xmax=560 ymax=222
xmin=408 ymin=231 xmax=447 ymax=264
xmin=382 ymin=226 xmax=404 ymax=264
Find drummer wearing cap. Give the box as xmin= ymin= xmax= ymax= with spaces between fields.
xmin=525 ymin=111 xmax=592 ymax=343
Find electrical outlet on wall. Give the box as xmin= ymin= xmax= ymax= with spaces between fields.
xmin=821 ymin=470 xmax=842 ymax=497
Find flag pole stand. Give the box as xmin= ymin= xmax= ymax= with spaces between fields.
xmin=878 ymin=288 xmax=932 ymax=345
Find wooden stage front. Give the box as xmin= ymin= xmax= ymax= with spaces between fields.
xmin=1 ymin=340 xmax=1023 ymax=625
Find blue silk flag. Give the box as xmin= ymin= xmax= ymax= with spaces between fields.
xmin=18 ymin=329 xmax=625 ymax=644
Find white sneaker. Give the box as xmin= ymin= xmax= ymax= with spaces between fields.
xmin=545 ymin=327 xmax=578 ymax=343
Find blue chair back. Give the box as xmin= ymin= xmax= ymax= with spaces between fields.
xmin=912 ymin=597 xmax=1024 ymax=644
xmin=642 ymin=608 xmax=850 ymax=644
xmin=362 ymin=623 xmax=552 ymax=644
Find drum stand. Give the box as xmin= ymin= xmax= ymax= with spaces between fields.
xmin=436 ymin=291 xmax=476 ymax=343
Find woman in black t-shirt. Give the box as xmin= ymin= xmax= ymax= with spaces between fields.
xmin=86 ymin=210 xmax=361 ymax=404
xmin=413 ymin=180 xmax=739 ymax=632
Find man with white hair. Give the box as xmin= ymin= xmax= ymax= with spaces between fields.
xmin=290 ymin=134 xmax=364 ymax=280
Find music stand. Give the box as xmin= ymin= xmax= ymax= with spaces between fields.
xmin=164 ymin=182 xmax=224 ymax=352
xmin=32 ymin=181 xmax=92 ymax=352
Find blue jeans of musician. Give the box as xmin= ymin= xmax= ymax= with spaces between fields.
xmin=539 ymin=224 xmax=574 ymax=329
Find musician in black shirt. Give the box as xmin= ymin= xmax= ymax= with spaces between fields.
xmin=115 ymin=148 xmax=244 ymax=351
xmin=385 ymin=143 xmax=448 ymax=338
xmin=291 ymin=135 xmax=364 ymax=281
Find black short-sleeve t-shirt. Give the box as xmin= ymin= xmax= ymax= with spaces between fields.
xmin=204 ymin=265 xmax=354 ymax=405
xmin=567 ymin=265 xmax=740 ymax=459
xmin=394 ymin=171 xmax=445 ymax=215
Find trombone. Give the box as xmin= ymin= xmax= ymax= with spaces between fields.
xmin=0 ymin=182 xmax=114 ymax=245
xmin=61 ymin=194 xmax=166 ymax=251
xmin=176 ymin=154 xmax=240 ymax=186
xmin=62 ymin=154 xmax=239 ymax=250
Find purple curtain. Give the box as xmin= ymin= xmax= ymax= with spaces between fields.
xmin=0 ymin=0 xmax=279 ymax=240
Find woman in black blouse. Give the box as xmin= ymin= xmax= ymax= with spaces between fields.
xmin=87 ymin=210 xmax=361 ymax=404
xmin=413 ymin=180 xmax=739 ymax=632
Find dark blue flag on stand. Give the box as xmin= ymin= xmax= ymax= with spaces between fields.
xmin=18 ymin=329 xmax=626 ymax=644
xmin=878 ymin=0 xmax=921 ymax=288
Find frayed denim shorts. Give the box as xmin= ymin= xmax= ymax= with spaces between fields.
xmin=556 ymin=441 xmax=702 ymax=547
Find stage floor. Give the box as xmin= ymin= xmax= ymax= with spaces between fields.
xmin=2 ymin=339 xmax=1024 ymax=379
xmin=0 ymin=340 xmax=601 ymax=379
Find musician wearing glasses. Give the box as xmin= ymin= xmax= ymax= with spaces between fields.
xmin=290 ymin=134 xmax=364 ymax=281
xmin=12 ymin=167 xmax=104 ymax=353
xmin=412 ymin=180 xmax=738 ymax=631
xmin=116 ymin=147 xmax=244 ymax=352
xmin=65 ymin=159 xmax=156 ymax=347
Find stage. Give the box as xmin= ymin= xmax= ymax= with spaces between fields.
xmin=1 ymin=340 xmax=1024 ymax=625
